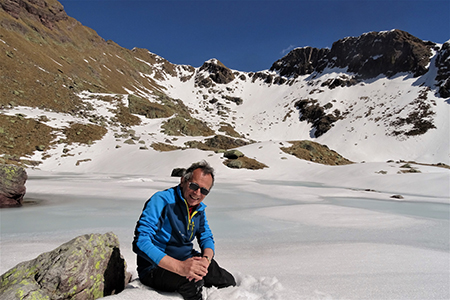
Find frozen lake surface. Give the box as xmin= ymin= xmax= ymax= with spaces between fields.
xmin=1 ymin=172 xmax=449 ymax=299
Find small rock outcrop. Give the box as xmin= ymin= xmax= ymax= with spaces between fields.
xmin=161 ymin=115 xmax=215 ymax=137
xmin=128 ymin=94 xmax=173 ymax=119
xmin=195 ymin=59 xmax=235 ymax=87
xmin=294 ymin=98 xmax=341 ymax=137
xmin=222 ymin=149 xmax=267 ymax=170
xmin=281 ymin=140 xmax=353 ymax=165
xmin=0 ymin=232 xmax=131 ymax=300
xmin=0 ymin=164 xmax=27 ymax=208
xmin=184 ymin=135 xmax=250 ymax=151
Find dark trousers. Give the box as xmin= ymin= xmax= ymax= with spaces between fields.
xmin=140 ymin=258 xmax=236 ymax=300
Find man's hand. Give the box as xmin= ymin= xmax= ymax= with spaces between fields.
xmin=183 ymin=256 xmax=209 ymax=282
xmin=159 ymin=255 xmax=209 ymax=282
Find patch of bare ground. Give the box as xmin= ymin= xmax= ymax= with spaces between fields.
xmin=0 ymin=114 xmax=55 ymax=164
xmin=218 ymin=123 xmax=242 ymax=138
xmin=395 ymin=160 xmax=450 ymax=170
xmin=223 ymin=156 xmax=268 ymax=170
xmin=150 ymin=142 xmax=182 ymax=152
xmin=185 ymin=135 xmax=251 ymax=151
xmin=62 ymin=123 xmax=107 ymax=145
xmin=281 ymin=140 xmax=353 ymax=165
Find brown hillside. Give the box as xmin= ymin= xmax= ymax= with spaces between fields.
xmin=0 ymin=0 xmax=178 ymax=113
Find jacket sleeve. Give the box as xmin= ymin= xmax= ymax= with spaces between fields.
xmin=196 ymin=211 xmax=215 ymax=253
xmin=133 ymin=192 xmax=168 ymax=266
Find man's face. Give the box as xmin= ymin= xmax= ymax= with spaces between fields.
xmin=181 ymin=168 xmax=213 ymax=207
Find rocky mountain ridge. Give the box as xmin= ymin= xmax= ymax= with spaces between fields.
xmin=0 ymin=0 xmax=448 ymax=168
xmin=270 ymin=30 xmax=439 ymax=80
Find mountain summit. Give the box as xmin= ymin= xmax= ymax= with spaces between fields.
xmin=0 ymin=0 xmax=448 ymax=169
xmin=271 ymin=30 xmax=437 ymax=80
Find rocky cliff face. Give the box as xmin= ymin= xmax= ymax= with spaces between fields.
xmin=270 ymin=46 xmax=330 ymax=77
xmin=435 ymin=41 xmax=450 ymax=97
xmin=327 ymin=30 xmax=433 ymax=78
xmin=1 ymin=0 xmax=67 ymax=29
xmin=270 ymin=30 xmax=447 ymax=96
xmin=195 ymin=58 xmax=235 ymax=88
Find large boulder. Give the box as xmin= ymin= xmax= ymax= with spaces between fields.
xmin=223 ymin=149 xmax=244 ymax=159
xmin=0 ymin=164 xmax=27 ymax=208
xmin=0 ymin=232 xmax=131 ymax=300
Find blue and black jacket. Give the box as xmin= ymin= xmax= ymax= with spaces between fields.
xmin=133 ymin=185 xmax=215 ymax=279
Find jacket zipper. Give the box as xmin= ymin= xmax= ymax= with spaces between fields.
xmin=184 ymin=199 xmax=198 ymax=240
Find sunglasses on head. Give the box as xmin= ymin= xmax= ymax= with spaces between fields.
xmin=188 ymin=182 xmax=210 ymax=196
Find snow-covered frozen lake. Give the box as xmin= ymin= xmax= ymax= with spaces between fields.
xmin=1 ymin=166 xmax=449 ymax=300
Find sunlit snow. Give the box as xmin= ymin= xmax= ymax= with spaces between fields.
xmin=1 ymin=51 xmax=449 ymax=299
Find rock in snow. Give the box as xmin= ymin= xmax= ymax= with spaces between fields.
xmin=0 ymin=164 xmax=27 ymax=208
xmin=0 ymin=232 xmax=131 ymax=300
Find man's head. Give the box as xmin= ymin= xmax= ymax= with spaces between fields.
xmin=180 ymin=161 xmax=215 ymax=207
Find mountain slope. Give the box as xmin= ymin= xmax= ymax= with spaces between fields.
xmin=0 ymin=0 xmax=448 ymax=170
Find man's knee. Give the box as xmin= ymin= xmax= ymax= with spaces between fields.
xmin=204 ymin=259 xmax=236 ymax=288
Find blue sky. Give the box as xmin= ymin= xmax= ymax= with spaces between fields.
xmin=59 ymin=0 xmax=449 ymax=72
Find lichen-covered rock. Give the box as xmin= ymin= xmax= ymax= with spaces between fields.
xmin=0 ymin=164 xmax=27 ymax=208
xmin=224 ymin=159 xmax=243 ymax=169
xmin=0 ymin=232 xmax=131 ymax=300
xmin=223 ymin=149 xmax=244 ymax=159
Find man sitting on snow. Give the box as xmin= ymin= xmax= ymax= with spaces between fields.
xmin=133 ymin=160 xmax=236 ymax=300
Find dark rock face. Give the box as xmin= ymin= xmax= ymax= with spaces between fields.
xmin=328 ymin=30 xmax=433 ymax=79
xmin=435 ymin=41 xmax=450 ymax=98
xmin=196 ymin=59 xmax=235 ymax=87
xmin=270 ymin=47 xmax=330 ymax=77
xmin=1 ymin=0 xmax=68 ymax=29
xmin=0 ymin=232 xmax=131 ymax=300
xmin=270 ymin=30 xmax=435 ymax=81
xmin=0 ymin=164 xmax=27 ymax=208
xmin=294 ymin=99 xmax=341 ymax=137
